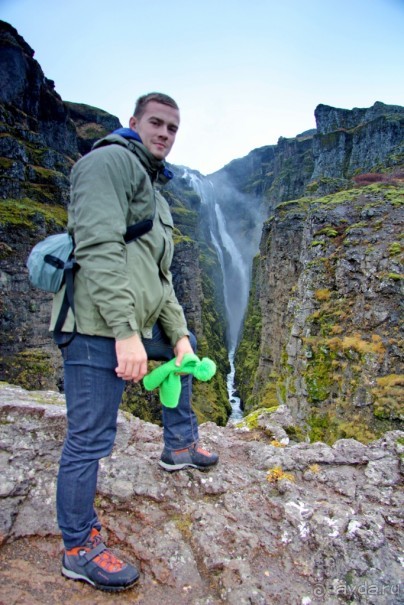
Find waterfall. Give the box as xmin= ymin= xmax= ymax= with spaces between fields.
xmin=184 ymin=171 xmax=249 ymax=421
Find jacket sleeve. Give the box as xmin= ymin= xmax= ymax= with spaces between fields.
xmin=158 ymin=285 xmax=190 ymax=346
xmin=70 ymin=145 xmax=141 ymax=340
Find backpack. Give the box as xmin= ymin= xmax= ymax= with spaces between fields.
xmin=26 ymin=232 xmax=75 ymax=293
xmin=26 ymin=232 xmax=78 ymax=346
xmin=26 ymin=221 xmax=154 ymax=347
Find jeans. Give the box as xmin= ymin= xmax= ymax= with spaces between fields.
xmin=56 ymin=323 xmax=198 ymax=549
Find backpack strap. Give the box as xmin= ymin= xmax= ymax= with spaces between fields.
xmin=53 ymin=217 xmax=154 ymax=348
xmin=53 ymin=257 xmax=79 ymax=348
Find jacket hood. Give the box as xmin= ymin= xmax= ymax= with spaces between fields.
xmin=92 ymin=129 xmax=174 ymax=183
xmin=112 ymin=127 xmax=143 ymax=143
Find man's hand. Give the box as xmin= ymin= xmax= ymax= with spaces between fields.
xmin=115 ymin=333 xmax=148 ymax=382
xmin=173 ymin=336 xmax=193 ymax=367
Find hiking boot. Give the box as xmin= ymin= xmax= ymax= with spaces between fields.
xmin=159 ymin=443 xmax=219 ymax=471
xmin=61 ymin=528 xmax=139 ymax=592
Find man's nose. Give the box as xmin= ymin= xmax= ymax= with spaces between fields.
xmin=159 ymin=125 xmax=169 ymax=138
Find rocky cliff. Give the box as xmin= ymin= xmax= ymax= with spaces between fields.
xmin=1 ymin=383 xmax=403 ymax=604
xmin=0 ymin=19 xmax=402 ymax=439
xmin=208 ymin=104 xmax=403 ymax=430
xmin=0 ymin=21 xmax=229 ymax=424
xmin=0 ymin=19 xmax=403 ymax=605
xmin=202 ymin=102 xmax=403 ymax=443
xmin=236 ymin=176 xmax=403 ymax=442
xmin=212 ymin=101 xmax=403 ymax=206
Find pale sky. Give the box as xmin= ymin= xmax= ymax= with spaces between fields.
xmin=1 ymin=0 xmax=403 ymax=175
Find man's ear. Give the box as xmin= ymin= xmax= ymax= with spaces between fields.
xmin=129 ymin=116 xmax=137 ymax=131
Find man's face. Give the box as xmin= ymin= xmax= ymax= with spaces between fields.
xmin=129 ymin=101 xmax=180 ymax=160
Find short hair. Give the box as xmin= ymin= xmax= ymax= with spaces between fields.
xmin=133 ymin=92 xmax=179 ymax=119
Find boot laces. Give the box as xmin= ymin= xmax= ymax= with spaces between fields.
xmin=83 ymin=530 xmax=126 ymax=572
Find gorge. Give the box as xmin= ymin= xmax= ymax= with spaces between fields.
xmin=0 ymin=19 xmax=403 ymax=604
xmin=182 ymin=170 xmax=264 ymax=420
xmin=0 ymin=19 xmax=403 ymax=442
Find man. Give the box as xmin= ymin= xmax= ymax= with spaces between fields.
xmin=51 ymin=92 xmax=218 ymax=592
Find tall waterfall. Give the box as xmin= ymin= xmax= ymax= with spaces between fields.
xmin=184 ymin=171 xmax=255 ymax=421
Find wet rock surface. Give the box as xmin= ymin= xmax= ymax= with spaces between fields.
xmin=0 ymin=384 xmax=403 ymax=604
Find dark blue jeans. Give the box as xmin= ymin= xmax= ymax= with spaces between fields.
xmin=56 ymin=323 xmax=198 ymax=549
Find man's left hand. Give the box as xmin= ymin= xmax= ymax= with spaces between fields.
xmin=173 ymin=336 xmax=193 ymax=367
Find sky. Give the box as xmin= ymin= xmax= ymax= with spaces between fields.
xmin=1 ymin=0 xmax=403 ymax=175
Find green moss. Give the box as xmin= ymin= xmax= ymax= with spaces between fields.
xmin=170 ymin=206 xmax=198 ymax=234
xmin=121 ymin=380 xmax=162 ymax=425
xmin=372 ymin=374 xmax=404 ymax=421
xmin=0 ymin=242 xmax=13 ymax=260
xmin=172 ymin=513 xmax=193 ymax=539
xmin=389 ymin=241 xmax=402 ymax=256
xmin=311 ymin=240 xmax=324 ymax=247
xmin=345 ymin=221 xmax=367 ymax=233
xmin=172 ymin=227 xmax=192 ymax=245
xmin=308 ymin=410 xmax=378 ymax=444
xmin=0 ymin=349 xmax=55 ymax=390
xmin=235 ymin=406 xmax=279 ymax=430
xmin=315 ymin=227 xmax=338 ymax=237
xmin=304 ymin=347 xmax=334 ymax=402
xmin=0 ymin=198 xmax=67 ymax=230
xmin=285 ymin=424 xmax=306 ymax=442
xmin=306 ymin=180 xmax=319 ymax=193
xmin=260 ymin=381 xmax=280 ymax=408
xmin=0 ymin=157 xmax=15 ymax=170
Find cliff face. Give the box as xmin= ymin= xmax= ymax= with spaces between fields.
xmin=214 ymin=101 xmax=403 ymax=208
xmin=208 ymin=102 xmax=403 ymax=443
xmin=0 ymin=21 xmax=229 ymax=424
xmin=235 ymin=175 xmax=403 ymax=442
xmin=0 ymin=21 xmax=80 ymax=392
xmin=311 ymin=103 xmax=403 ymax=186
xmin=64 ymin=101 xmax=122 ymax=155
xmin=0 ymin=20 xmax=402 ymax=438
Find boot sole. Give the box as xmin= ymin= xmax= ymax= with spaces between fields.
xmin=158 ymin=460 xmax=217 ymax=472
xmin=62 ymin=566 xmax=139 ymax=592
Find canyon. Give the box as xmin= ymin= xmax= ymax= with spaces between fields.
xmin=0 ymin=19 xmax=403 ymax=603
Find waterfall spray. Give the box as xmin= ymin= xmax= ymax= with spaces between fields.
xmin=184 ymin=170 xmax=252 ymax=420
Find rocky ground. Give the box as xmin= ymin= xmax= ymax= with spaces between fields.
xmin=0 ymin=383 xmax=403 ymax=605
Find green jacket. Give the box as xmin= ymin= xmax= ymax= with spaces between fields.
xmin=50 ymin=134 xmax=189 ymax=345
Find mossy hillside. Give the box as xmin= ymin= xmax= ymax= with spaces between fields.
xmin=0 ymin=197 xmax=68 ymax=231
xmin=234 ymin=254 xmax=262 ymax=412
xmin=296 ymin=184 xmax=402 ymax=441
xmin=0 ymin=120 xmax=74 ymax=202
xmin=170 ymin=206 xmax=198 ymax=239
xmin=235 ymin=177 xmax=404 ymax=443
xmin=302 ymin=332 xmax=400 ymax=443
xmin=0 ymin=349 xmax=56 ymax=391
xmin=275 ymin=181 xmax=403 ymax=221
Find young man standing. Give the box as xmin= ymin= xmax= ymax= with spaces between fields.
xmin=51 ymin=92 xmax=218 ymax=592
